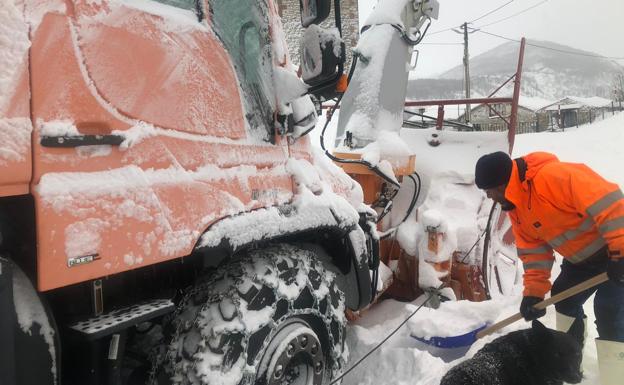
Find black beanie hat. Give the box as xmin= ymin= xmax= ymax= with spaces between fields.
xmin=475 ymin=151 xmax=513 ymax=189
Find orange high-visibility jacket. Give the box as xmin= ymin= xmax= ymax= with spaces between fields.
xmin=505 ymin=152 xmax=624 ymax=298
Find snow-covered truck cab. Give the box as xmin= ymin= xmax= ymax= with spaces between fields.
xmin=0 ymin=1 xmax=374 ymax=384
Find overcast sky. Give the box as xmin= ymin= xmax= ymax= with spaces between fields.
xmin=358 ymin=0 xmax=624 ymax=78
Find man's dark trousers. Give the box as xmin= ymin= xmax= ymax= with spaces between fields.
xmin=552 ymin=252 xmax=624 ymax=342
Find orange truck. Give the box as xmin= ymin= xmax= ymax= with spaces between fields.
xmin=0 ymin=1 xmax=376 ymax=384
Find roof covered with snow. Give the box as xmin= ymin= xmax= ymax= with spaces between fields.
xmin=541 ymin=96 xmax=614 ymax=111
xmin=518 ymin=96 xmax=555 ymax=111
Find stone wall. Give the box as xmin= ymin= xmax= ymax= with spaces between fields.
xmin=277 ymin=0 xmax=359 ymax=70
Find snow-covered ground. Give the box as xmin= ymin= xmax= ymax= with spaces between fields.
xmin=341 ymin=111 xmax=624 ymax=385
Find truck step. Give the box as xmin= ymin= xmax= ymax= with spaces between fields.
xmin=68 ymin=299 xmax=174 ymax=340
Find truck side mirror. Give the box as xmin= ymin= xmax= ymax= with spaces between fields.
xmin=300 ymin=25 xmax=345 ymax=98
xmin=299 ymin=0 xmax=331 ymax=27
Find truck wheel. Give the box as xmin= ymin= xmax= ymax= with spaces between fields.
xmin=165 ymin=244 xmax=347 ymax=385
xmin=0 ymin=257 xmax=60 ymax=385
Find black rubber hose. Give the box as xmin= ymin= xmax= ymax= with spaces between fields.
xmin=401 ymin=173 xmax=422 ymax=224
xmin=378 ymin=172 xmax=421 ymax=240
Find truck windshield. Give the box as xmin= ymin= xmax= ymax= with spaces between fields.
xmin=209 ymin=0 xmax=276 ymax=140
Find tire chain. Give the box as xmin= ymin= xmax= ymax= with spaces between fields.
xmin=148 ymin=246 xmax=347 ymax=385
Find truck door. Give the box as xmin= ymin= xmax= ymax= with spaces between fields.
xmin=29 ymin=0 xmax=293 ymax=291
xmin=0 ymin=2 xmax=32 ymax=198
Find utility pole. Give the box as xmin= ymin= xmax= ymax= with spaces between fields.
xmin=616 ymin=73 xmax=624 ymax=99
xmin=453 ymin=22 xmax=473 ymax=124
xmin=462 ymin=22 xmax=471 ymax=124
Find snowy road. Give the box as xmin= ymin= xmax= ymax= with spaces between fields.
xmin=341 ymin=112 xmax=624 ymax=385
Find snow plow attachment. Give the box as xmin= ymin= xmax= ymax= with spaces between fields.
xmin=0 ymin=258 xmax=59 ymax=385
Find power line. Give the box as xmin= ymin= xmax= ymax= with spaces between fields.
xmin=476 ymin=0 xmax=551 ymax=28
xmin=476 ymin=29 xmax=624 ymax=60
xmin=426 ymin=27 xmax=456 ymax=36
xmin=426 ymin=0 xmax=515 ymax=36
xmin=420 ymin=42 xmax=464 ymax=45
xmin=469 ymin=0 xmax=515 ymax=23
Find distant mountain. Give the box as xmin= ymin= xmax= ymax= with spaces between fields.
xmin=408 ymin=40 xmax=624 ymax=101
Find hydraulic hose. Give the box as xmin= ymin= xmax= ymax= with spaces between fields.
xmin=379 ymin=172 xmax=422 ymax=240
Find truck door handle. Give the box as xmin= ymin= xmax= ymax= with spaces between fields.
xmin=40 ymin=134 xmax=125 ymax=148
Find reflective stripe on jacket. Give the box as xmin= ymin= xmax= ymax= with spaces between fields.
xmin=505 ymin=152 xmax=624 ymax=297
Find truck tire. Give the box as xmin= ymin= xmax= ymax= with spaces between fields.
xmin=165 ymin=244 xmax=347 ymax=385
xmin=0 ymin=257 xmax=59 ymax=385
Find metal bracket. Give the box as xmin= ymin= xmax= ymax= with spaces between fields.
xmin=410 ymin=49 xmax=420 ymax=71
xmin=92 ymin=280 xmax=104 ymax=317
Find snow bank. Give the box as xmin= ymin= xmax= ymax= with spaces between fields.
xmin=406 ymin=296 xmax=516 ymax=340
xmin=400 ymin=127 xmax=508 ymax=179
xmin=344 ymin=256 xmax=601 ymax=384
xmin=344 ymin=299 xmax=450 ymax=385
xmin=514 ymin=112 xmax=624 ymax=188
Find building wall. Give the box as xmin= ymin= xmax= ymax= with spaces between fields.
xmin=277 ymin=0 xmax=359 ymax=70
xmin=468 ymin=104 xmax=538 ymax=134
xmin=542 ymin=107 xmax=610 ymax=130
xmin=536 ymin=112 xmax=549 ymax=132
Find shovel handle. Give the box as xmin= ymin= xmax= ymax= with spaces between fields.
xmin=476 ymin=272 xmax=608 ymax=340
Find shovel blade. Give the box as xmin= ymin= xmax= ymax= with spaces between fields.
xmin=411 ymin=324 xmax=487 ymax=348
xmin=412 ymin=339 xmax=471 ymax=362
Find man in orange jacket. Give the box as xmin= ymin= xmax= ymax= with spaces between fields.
xmin=475 ymin=151 xmax=624 ymax=385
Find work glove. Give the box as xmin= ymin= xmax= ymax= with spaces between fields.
xmin=607 ymin=257 xmax=624 ymax=286
xmin=520 ymin=296 xmax=546 ymax=321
